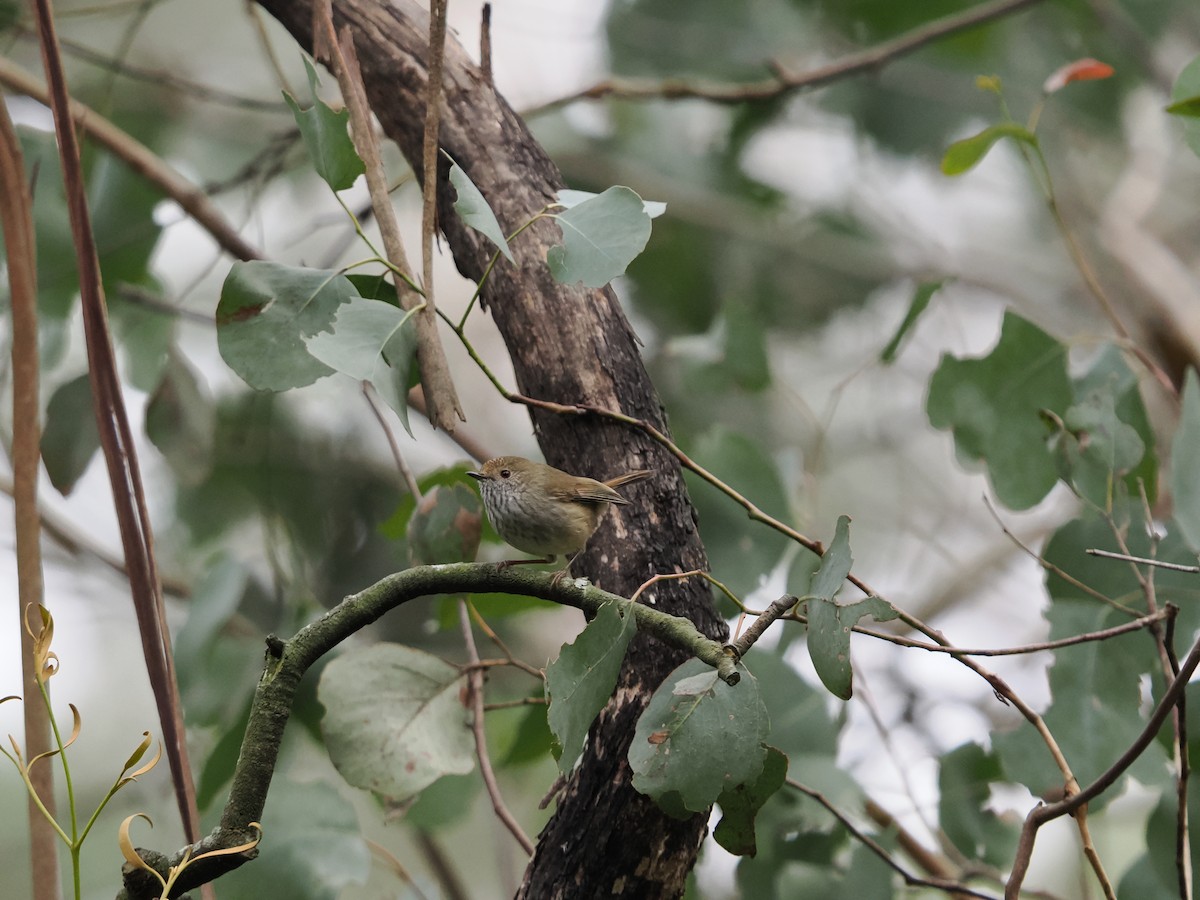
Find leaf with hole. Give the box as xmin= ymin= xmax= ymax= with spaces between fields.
xmin=629 ymin=658 xmax=769 ymax=816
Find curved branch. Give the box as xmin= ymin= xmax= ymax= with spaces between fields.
xmin=117 ymin=563 xmax=738 ymax=899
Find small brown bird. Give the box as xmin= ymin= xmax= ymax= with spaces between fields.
xmin=467 ymin=456 xmax=650 ymax=571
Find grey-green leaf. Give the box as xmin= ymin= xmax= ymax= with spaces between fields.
xmin=547 ymin=186 xmax=653 ymax=287
xmin=318 ymin=643 xmax=473 ymax=801
xmin=810 ymin=515 xmax=853 ymax=601
xmin=807 ymin=594 xmax=898 ymax=701
xmin=880 ymin=280 xmax=944 ymax=363
xmin=216 ymin=260 xmax=359 ymax=391
xmin=1170 ymin=55 xmax=1200 ymax=158
xmin=926 ymin=311 xmax=1072 ymax=510
xmin=405 ymin=484 xmax=482 ymax=566
xmin=713 ymin=745 xmax=788 ymax=856
xmin=449 ymin=161 xmax=513 ymax=262
xmin=283 ymin=56 xmax=365 ymax=191
xmin=41 ymin=374 xmax=99 ymax=496
xmin=629 ymin=658 xmax=769 ymax=815
xmin=304 ymin=297 xmax=418 ymax=433
xmin=546 ymin=601 xmax=637 ymax=772
xmin=1171 ymin=369 xmax=1200 ymax=551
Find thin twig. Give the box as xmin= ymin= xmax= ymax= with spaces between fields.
xmin=1086 ymin=548 xmax=1200 ymax=573
xmin=729 ymin=595 xmax=797 ymax=658
xmin=0 ymin=56 xmax=262 ymax=262
xmin=985 ymin=496 xmax=1139 ymax=614
xmin=1006 ymin=627 xmax=1200 ymax=898
xmin=30 ymin=0 xmax=200 ymax=844
xmin=457 ymin=601 xmax=535 ymax=855
xmin=479 ymin=3 xmax=493 ymax=87
xmin=851 ymin=607 xmax=1170 ymax=657
xmin=788 ymin=779 xmax=1001 ymax=900
xmin=0 ymin=79 xmax=61 ymax=900
xmin=313 ymin=0 xmax=463 ymax=431
xmin=527 ymin=0 xmax=1047 ymax=114
xmin=467 ymin=602 xmax=545 ymax=681
xmin=361 ymin=382 xmax=422 ymax=500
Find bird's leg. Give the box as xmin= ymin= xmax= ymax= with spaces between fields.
xmin=497 ymin=555 xmax=556 ymax=571
xmin=548 ymin=551 xmax=584 ymax=587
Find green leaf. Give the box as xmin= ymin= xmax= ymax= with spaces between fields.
xmin=495 ymin=701 xmax=553 ymax=767
xmin=405 ymin=484 xmax=482 ymax=566
xmin=215 ymin=777 xmax=368 ymax=900
xmin=1171 ymin=369 xmax=1200 ymax=552
xmin=449 ymin=161 xmax=514 ymax=262
xmin=217 ymin=260 xmax=359 ymax=391
xmin=40 ymin=374 xmax=99 ymax=496
xmin=547 ymin=186 xmax=653 ymax=287
xmin=1072 ymin=345 xmax=1157 ymax=504
xmin=927 ymin=311 xmax=1072 ymax=510
xmin=546 ymin=601 xmax=637 ymax=772
xmin=283 ymin=56 xmax=365 ymax=191
xmin=318 ymin=643 xmax=473 ymax=801
xmin=806 ymin=595 xmax=897 ymax=701
xmin=941 ymin=122 xmax=1038 ymax=175
xmin=558 ymin=188 xmax=666 ymax=219
xmin=304 ymin=297 xmax=418 ymax=433
xmin=145 ymin=350 xmax=216 ymax=487
xmin=880 ymin=280 xmax=944 ymax=363
xmin=714 ymin=745 xmax=788 ymax=856
xmin=629 ymin=658 xmax=769 ymax=815
xmin=174 ymin=554 xmax=248 ymax=679
xmin=1051 ymin=388 xmax=1145 ymax=510
xmin=938 ymin=742 xmax=1018 ymax=866
xmin=404 ymin=773 xmax=480 ymax=830
xmin=1170 ymin=55 xmax=1200 ymax=158
xmin=810 ymin=515 xmax=854 ymax=601
xmin=1165 ymin=94 xmax=1200 ymax=117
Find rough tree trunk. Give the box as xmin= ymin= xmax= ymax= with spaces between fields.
xmin=254 ymin=1 xmax=728 ymax=897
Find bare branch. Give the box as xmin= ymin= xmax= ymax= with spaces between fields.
xmin=528 ymin=0 xmax=1048 ymax=114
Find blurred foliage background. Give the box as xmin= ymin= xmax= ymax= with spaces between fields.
xmin=2 ymin=0 xmax=1200 ymax=897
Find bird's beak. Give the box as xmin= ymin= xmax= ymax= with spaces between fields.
xmin=467 ymin=471 xmax=485 ymax=481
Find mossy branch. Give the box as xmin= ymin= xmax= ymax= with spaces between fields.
xmin=116 ymin=564 xmax=739 ymax=899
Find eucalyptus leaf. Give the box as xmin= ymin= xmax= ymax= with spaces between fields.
xmin=927 ymin=311 xmax=1072 ymax=510
xmin=547 ymin=186 xmax=653 ymax=287
xmin=1170 ymin=55 xmax=1200 ymax=158
xmin=1171 ymin=369 xmax=1200 ymax=552
xmin=318 ymin=643 xmax=473 ymax=801
xmin=714 ymin=745 xmax=788 ymax=856
xmin=305 ymin=297 xmax=418 ymax=433
xmin=217 ymin=261 xmax=359 ymax=391
xmin=449 ymin=161 xmax=514 ymax=262
xmin=41 ymin=374 xmax=99 ymax=496
xmin=629 ymin=658 xmax=769 ymax=815
xmin=546 ymin=601 xmax=637 ymax=772
xmin=283 ymin=56 xmax=365 ymax=191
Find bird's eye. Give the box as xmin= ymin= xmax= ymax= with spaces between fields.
xmin=500 ymin=469 xmax=511 ymax=479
